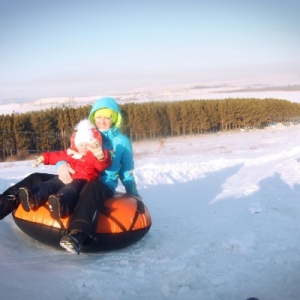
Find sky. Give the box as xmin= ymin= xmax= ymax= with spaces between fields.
xmin=1 ymin=123 xmax=300 ymax=299
xmin=1 ymin=0 xmax=300 ymax=101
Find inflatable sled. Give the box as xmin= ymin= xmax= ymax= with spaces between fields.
xmin=12 ymin=194 xmax=152 ymax=252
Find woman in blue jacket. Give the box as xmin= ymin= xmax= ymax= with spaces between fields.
xmin=0 ymin=97 xmax=139 ymax=254
xmin=58 ymin=97 xmax=139 ymax=253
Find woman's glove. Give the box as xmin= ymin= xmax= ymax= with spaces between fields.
xmin=32 ymin=156 xmax=44 ymax=167
xmin=88 ymin=139 xmax=104 ymax=160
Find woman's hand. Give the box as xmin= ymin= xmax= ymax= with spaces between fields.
xmin=57 ymin=163 xmax=75 ymax=184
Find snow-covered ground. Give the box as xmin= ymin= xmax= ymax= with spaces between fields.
xmin=1 ymin=125 xmax=300 ymax=300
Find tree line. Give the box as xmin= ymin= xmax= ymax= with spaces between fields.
xmin=0 ymin=98 xmax=300 ymax=161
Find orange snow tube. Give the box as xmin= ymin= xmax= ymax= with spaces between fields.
xmin=12 ymin=195 xmax=152 ymax=252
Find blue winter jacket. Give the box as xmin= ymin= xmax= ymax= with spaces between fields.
xmin=88 ymin=97 xmax=138 ymax=196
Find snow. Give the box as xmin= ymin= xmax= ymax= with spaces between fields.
xmin=1 ymin=125 xmax=300 ymax=300
xmin=1 ymin=83 xmax=300 ymax=115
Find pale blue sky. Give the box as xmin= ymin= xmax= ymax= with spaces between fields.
xmin=1 ymin=0 xmax=299 ymax=101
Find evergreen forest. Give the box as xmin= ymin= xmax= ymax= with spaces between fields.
xmin=0 ymin=98 xmax=300 ymax=162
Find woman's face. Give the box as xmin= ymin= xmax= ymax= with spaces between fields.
xmin=94 ymin=115 xmax=113 ymax=130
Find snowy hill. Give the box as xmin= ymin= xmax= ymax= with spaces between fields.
xmin=1 ymin=125 xmax=300 ymax=300
xmin=1 ymin=83 xmax=300 ymax=115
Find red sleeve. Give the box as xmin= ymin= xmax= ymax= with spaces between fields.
xmin=42 ymin=150 xmax=70 ymax=165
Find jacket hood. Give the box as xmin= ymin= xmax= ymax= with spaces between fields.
xmin=89 ymin=97 xmax=122 ymax=128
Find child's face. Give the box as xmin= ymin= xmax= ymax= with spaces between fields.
xmin=94 ymin=115 xmax=113 ymax=130
xmin=76 ymin=142 xmax=90 ymax=155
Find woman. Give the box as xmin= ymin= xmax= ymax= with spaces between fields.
xmin=0 ymin=97 xmax=139 ymax=254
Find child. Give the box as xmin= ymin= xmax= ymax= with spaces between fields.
xmin=18 ymin=119 xmax=111 ymax=219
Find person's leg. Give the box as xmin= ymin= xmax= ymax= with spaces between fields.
xmin=18 ymin=176 xmax=64 ymax=211
xmin=4 ymin=173 xmax=56 ymax=195
xmin=60 ymin=180 xmax=113 ymax=254
xmin=68 ymin=180 xmax=112 ymax=235
xmin=0 ymin=173 xmax=56 ymax=219
xmin=48 ymin=179 xmax=86 ymax=218
xmin=31 ymin=176 xmax=64 ymax=206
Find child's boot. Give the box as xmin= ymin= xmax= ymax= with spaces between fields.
xmin=18 ymin=187 xmax=36 ymax=212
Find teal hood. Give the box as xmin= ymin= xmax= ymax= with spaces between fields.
xmin=89 ymin=97 xmax=122 ymax=128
